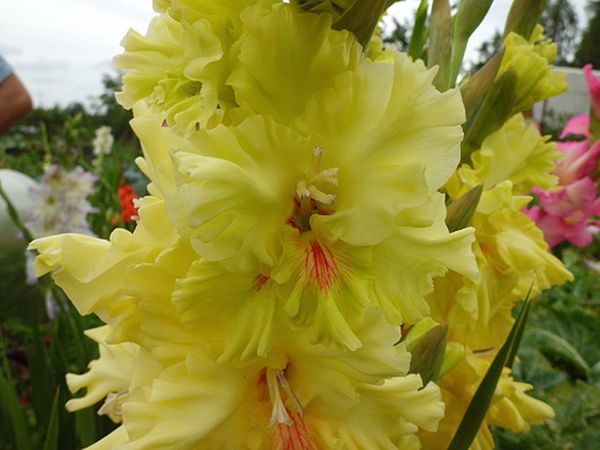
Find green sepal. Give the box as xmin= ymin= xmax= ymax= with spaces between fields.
xmin=503 ymin=0 xmax=548 ymax=39
xmin=460 ymin=50 xmax=504 ymax=126
xmin=445 ymin=185 xmax=483 ymax=232
xmin=333 ymin=0 xmax=388 ymax=49
xmin=461 ymin=68 xmax=518 ymax=164
xmin=428 ymin=0 xmax=453 ymax=91
xmin=450 ymin=0 xmax=493 ymax=86
xmin=408 ymin=324 xmax=448 ymax=385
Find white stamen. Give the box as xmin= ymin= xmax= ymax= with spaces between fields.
xmin=296 ymin=180 xmax=312 ymax=200
xmin=307 ymin=185 xmax=336 ymax=205
xmin=98 ymin=390 xmax=128 ymax=421
xmin=296 ymin=146 xmax=339 ymax=206
xmin=277 ymin=371 xmax=304 ymax=417
xmin=267 ymin=369 xmax=293 ymax=426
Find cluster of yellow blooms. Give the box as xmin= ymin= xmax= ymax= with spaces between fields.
xmin=30 ymin=1 xmax=573 ymax=448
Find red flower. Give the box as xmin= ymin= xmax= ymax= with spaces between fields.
xmin=118 ymin=180 xmax=139 ymax=224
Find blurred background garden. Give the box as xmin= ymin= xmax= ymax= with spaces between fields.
xmin=1 ymin=0 xmax=600 ymax=448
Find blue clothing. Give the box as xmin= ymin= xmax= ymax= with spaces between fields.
xmin=0 ymin=55 xmax=13 ymax=83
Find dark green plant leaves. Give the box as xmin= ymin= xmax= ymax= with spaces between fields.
xmin=43 ymin=388 xmax=61 ymax=450
xmin=0 ymin=347 xmax=33 ymax=450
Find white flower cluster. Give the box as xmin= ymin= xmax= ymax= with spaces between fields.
xmin=92 ymin=126 xmax=114 ymax=165
xmin=26 ymin=164 xmax=97 ymax=237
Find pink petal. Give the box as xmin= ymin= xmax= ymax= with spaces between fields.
xmin=584 ymin=64 xmax=600 ymax=119
xmin=560 ymin=114 xmax=590 ymax=139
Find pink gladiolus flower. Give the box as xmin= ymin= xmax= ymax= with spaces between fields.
xmin=555 ymin=139 xmax=600 ymax=184
xmin=528 ymin=65 xmax=600 ymax=249
xmin=532 ymin=178 xmax=600 ymax=247
xmin=559 ymin=114 xmax=589 ymax=139
xmin=584 ymin=64 xmax=600 ymax=119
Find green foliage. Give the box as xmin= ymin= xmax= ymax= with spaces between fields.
xmin=0 ymin=71 xmax=141 ymax=448
xmin=0 ymin=308 xmax=115 ymax=450
xmin=494 ymin=240 xmax=600 ymax=448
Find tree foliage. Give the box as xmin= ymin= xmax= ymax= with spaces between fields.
xmin=575 ymin=0 xmax=600 ymax=67
xmin=541 ymin=0 xmax=579 ymax=65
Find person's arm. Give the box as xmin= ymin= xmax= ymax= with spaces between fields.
xmin=0 ymin=73 xmax=33 ymax=135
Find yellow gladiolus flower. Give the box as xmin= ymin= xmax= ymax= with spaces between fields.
xmin=160 ymin=50 xmax=477 ymax=349
xmin=499 ymin=25 xmax=568 ymax=114
xmin=114 ymin=13 xmax=227 ymax=136
xmin=66 ymin=326 xmax=138 ymax=423
xmin=448 ymin=114 xmax=560 ymax=197
xmin=430 ymin=182 xmax=572 ymax=350
xmin=57 ymin=309 xmax=445 ymax=449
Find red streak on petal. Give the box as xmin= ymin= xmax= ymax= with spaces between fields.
xmin=255 ymin=274 xmax=270 ymax=291
xmin=256 ymin=370 xmax=268 ymax=402
xmin=305 ymin=240 xmax=337 ymax=292
xmin=273 ymin=412 xmax=318 ymax=450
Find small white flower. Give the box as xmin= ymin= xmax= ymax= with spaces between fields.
xmin=92 ymin=126 xmax=114 ymax=157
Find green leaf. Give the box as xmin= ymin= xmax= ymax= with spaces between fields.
xmin=447 ymin=292 xmax=533 ymax=450
xmin=407 ymin=0 xmax=429 ymax=61
xmin=76 ymin=407 xmax=98 ymax=447
xmin=333 ymin=0 xmax=387 ymax=48
xmin=0 ymin=366 xmax=32 ymax=450
xmin=428 ymin=0 xmax=453 ymax=91
xmin=43 ymin=388 xmax=61 ymax=450
xmin=530 ymin=327 xmax=591 ymax=379
xmin=506 ymin=295 xmax=533 ymax=368
xmin=503 ymin=0 xmax=547 ymax=39
xmin=27 ymin=325 xmax=56 ymax=431
xmin=445 ymin=185 xmax=483 ymax=232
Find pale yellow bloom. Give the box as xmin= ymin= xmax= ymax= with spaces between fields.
xmin=82 ymin=310 xmax=444 ymax=450
xmin=499 ymin=25 xmax=568 ymax=114
xmin=448 ymin=114 xmax=560 ymax=197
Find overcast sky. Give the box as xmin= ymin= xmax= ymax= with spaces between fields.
xmin=0 ymin=0 xmax=589 ymax=108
